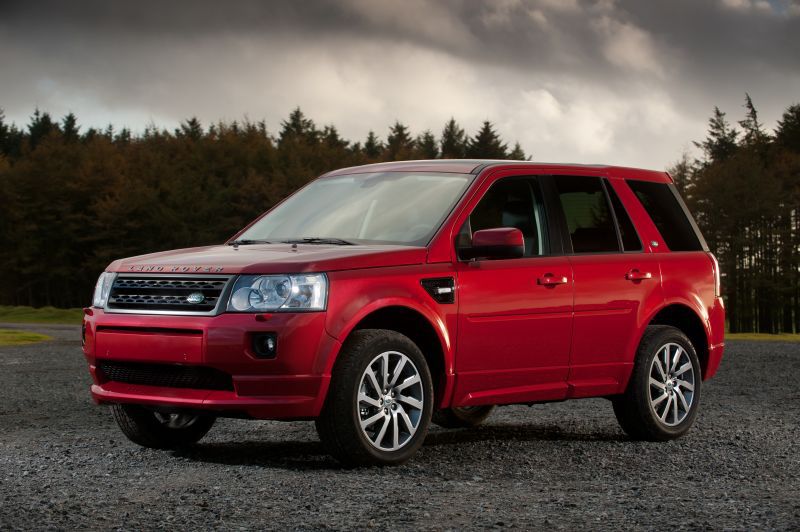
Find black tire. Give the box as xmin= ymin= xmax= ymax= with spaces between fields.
xmin=111 ymin=404 xmax=216 ymax=449
xmin=432 ymin=405 xmax=495 ymax=429
xmin=613 ymin=325 xmax=702 ymax=441
xmin=315 ymin=329 xmax=434 ymax=467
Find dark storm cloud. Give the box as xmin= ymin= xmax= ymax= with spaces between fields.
xmin=1 ymin=0 xmax=799 ymax=167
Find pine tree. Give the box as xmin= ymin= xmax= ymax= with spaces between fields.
xmin=61 ymin=113 xmax=80 ymax=142
xmin=668 ymin=151 xmax=696 ymax=198
xmin=466 ymin=121 xmax=508 ymax=159
xmin=0 ymin=109 xmax=8 ymax=150
xmin=364 ymin=131 xmax=383 ymax=159
xmin=508 ymin=142 xmax=527 ymax=160
xmin=416 ymin=130 xmax=439 ymax=159
xmin=279 ymin=107 xmax=318 ymax=146
xmin=694 ymin=107 xmax=738 ymax=164
xmin=440 ymin=118 xmax=466 ymax=159
xmin=177 ymin=117 xmax=203 ymax=140
xmin=27 ymin=108 xmax=58 ymax=149
xmin=739 ymin=94 xmax=768 ymax=147
xmin=775 ymin=104 xmax=800 ymax=151
xmin=322 ymin=125 xmax=348 ymax=150
xmin=386 ymin=122 xmax=415 ymax=160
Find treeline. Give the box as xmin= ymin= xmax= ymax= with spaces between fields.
xmin=0 ymin=108 xmax=527 ymax=308
xmin=671 ymin=95 xmax=799 ymax=333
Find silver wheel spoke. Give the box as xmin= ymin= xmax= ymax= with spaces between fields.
xmin=654 ymin=356 xmax=667 ymax=381
xmin=649 ymin=377 xmax=666 ymax=390
xmin=395 ymin=374 xmax=420 ymax=392
xmin=660 ymin=395 xmax=673 ymax=421
xmin=675 ymin=388 xmax=690 ymax=411
xmin=397 ymin=404 xmax=414 ymax=432
xmin=389 ymin=357 xmax=407 ymax=387
xmin=672 ymin=395 xmax=679 ymax=424
xmin=670 ymin=346 xmax=682 ymax=373
xmin=360 ymin=410 xmax=384 ymax=429
xmin=381 ymin=352 xmax=390 ymax=390
xmin=359 ymin=392 xmax=381 ymax=408
xmin=677 ymin=379 xmax=694 ymax=391
xmin=674 ymin=362 xmax=692 ymax=377
xmin=392 ymin=412 xmax=400 ymax=449
xmin=398 ymin=394 xmax=423 ymax=410
xmin=373 ymin=414 xmax=391 ymax=445
xmin=366 ymin=370 xmax=382 ymax=396
xmin=652 ymin=392 xmax=668 ymax=407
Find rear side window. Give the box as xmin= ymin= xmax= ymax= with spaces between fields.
xmin=627 ymin=180 xmax=703 ymax=251
xmin=604 ymin=181 xmax=642 ymax=252
xmin=554 ymin=176 xmax=619 ymax=253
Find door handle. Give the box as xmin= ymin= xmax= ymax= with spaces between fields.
xmin=537 ymin=274 xmax=569 ymax=286
xmin=625 ymin=269 xmax=653 ymax=281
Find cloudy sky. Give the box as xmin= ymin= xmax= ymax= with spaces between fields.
xmin=1 ymin=0 xmax=799 ymax=168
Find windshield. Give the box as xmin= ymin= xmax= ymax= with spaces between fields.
xmin=236 ymin=171 xmax=475 ymax=246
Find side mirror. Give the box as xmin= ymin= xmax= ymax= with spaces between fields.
xmin=462 ymin=227 xmax=525 ymax=260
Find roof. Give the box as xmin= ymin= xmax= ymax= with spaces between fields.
xmin=322 ymin=159 xmax=671 ymax=183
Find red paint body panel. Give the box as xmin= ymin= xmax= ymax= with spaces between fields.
xmin=83 ymin=160 xmax=724 ymax=421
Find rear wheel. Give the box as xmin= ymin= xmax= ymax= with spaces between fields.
xmin=315 ymin=329 xmax=433 ymax=466
xmin=613 ymin=325 xmax=701 ymax=441
xmin=432 ymin=405 xmax=495 ymax=429
xmin=111 ymin=404 xmax=216 ymax=449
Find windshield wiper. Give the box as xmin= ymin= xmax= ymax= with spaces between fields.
xmin=282 ymin=237 xmax=355 ymax=245
xmin=227 ymin=239 xmax=273 ymax=246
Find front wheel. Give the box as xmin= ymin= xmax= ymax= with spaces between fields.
xmin=613 ymin=325 xmax=702 ymax=441
xmin=315 ymin=329 xmax=434 ymax=466
xmin=111 ymin=404 xmax=216 ymax=449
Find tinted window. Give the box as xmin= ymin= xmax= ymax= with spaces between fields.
xmin=555 ymin=176 xmax=619 ymax=253
xmin=605 ymin=181 xmax=642 ymax=251
xmin=627 ymin=180 xmax=703 ymax=252
xmin=458 ymin=178 xmax=548 ymax=257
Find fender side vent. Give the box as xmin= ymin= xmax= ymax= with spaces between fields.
xmin=421 ymin=277 xmax=456 ymax=304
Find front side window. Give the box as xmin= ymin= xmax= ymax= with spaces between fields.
xmin=237 ymin=172 xmax=474 ymax=246
xmin=554 ymin=176 xmax=620 ymax=254
xmin=457 ymin=177 xmax=548 ymax=258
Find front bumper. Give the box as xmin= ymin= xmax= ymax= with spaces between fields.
xmin=83 ymin=309 xmax=341 ymax=419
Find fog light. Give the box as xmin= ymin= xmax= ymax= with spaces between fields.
xmin=252 ymin=333 xmax=277 ymax=359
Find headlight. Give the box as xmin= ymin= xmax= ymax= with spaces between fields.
xmin=227 ymin=274 xmax=327 ymax=312
xmin=92 ymin=272 xmax=115 ymax=308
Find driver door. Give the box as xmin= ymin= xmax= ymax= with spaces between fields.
xmin=452 ymin=176 xmax=573 ymax=407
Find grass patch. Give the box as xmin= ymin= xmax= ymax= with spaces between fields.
xmin=0 ymin=329 xmax=52 ymax=346
xmin=727 ymin=332 xmax=800 ymax=342
xmin=0 ymin=305 xmax=84 ymax=325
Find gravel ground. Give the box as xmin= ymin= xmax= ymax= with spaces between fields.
xmin=1 ymin=324 xmax=798 ymax=530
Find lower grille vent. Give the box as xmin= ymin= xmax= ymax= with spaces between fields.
xmin=97 ymin=360 xmax=234 ymax=391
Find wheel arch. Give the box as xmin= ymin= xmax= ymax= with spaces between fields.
xmin=335 ymin=303 xmax=452 ymax=408
xmin=646 ymin=302 xmax=710 ymax=379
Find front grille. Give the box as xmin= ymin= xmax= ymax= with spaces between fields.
xmin=107 ymin=275 xmax=230 ymax=314
xmin=97 ymin=360 xmax=234 ymax=391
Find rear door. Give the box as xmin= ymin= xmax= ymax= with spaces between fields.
xmin=551 ymin=175 xmax=664 ymax=397
xmin=453 ymin=175 xmax=573 ymax=406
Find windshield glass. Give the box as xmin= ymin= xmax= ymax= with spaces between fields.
xmin=237 ymin=172 xmax=475 ymax=245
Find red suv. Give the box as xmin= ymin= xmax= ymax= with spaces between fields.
xmin=83 ymin=160 xmax=725 ymax=466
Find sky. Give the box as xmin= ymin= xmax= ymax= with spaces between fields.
xmin=1 ymin=0 xmax=799 ymax=169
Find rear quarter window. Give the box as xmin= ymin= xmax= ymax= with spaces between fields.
xmin=627 ymin=180 xmax=705 ymax=252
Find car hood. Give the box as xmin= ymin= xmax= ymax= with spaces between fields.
xmin=106 ymin=243 xmax=428 ymax=275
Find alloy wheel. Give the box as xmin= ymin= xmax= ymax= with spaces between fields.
xmin=357 ymin=351 xmax=424 ymax=451
xmin=648 ymin=342 xmax=696 ymax=427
